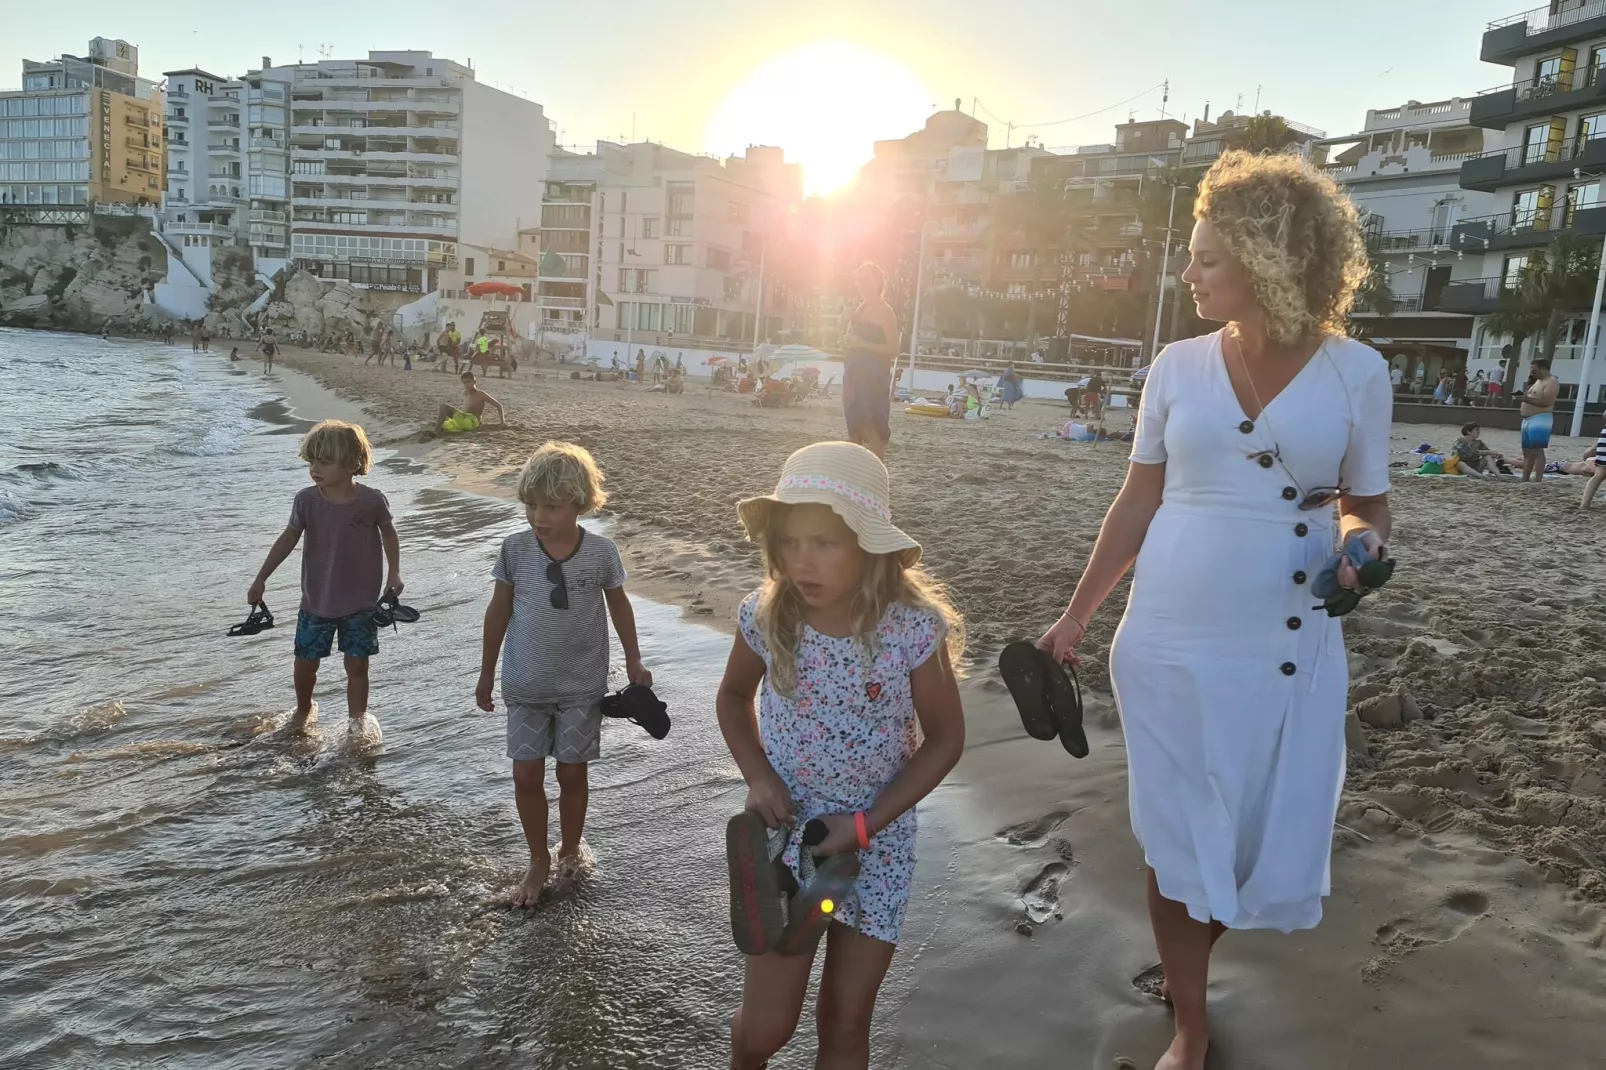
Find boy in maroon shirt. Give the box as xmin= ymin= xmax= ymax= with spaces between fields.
xmin=248 ymin=420 xmax=402 ymax=738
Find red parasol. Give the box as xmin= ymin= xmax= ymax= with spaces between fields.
xmin=465 ymin=280 xmax=524 ymax=298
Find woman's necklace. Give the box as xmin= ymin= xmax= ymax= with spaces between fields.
xmin=1228 ymin=328 xmax=1269 ymax=422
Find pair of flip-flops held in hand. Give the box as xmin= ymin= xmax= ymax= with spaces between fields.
xmin=226 ymin=588 xmax=421 ymax=637
xmin=726 ymin=811 xmax=861 ymax=957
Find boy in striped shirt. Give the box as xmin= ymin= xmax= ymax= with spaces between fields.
xmin=476 ymin=442 xmax=651 ymax=907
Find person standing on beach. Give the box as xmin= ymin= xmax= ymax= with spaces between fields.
xmin=718 ymin=442 xmax=965 ymax=1070
xmin=1036 ymin=152 xmax=1393 ymax=1070
xmin=259 ymin=328 xmax=277 ymax=375
xmin=247 ymin=420 xmax=402 ymax=741
xmin=1519 ymin=358 xmax=1558 ymax=482
xmin=475 ymin=442 xmax=652 ymax=907
xmin=839 ymin=263 xmax=902 ymax=458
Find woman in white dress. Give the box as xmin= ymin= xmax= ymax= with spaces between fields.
xmin=1037 ymin=151 xmax=1393 ymax=1070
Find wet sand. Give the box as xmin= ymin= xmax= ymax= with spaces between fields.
xmin=273 ymin=345 xmax=1606 ymax=1067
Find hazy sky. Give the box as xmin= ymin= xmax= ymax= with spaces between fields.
xmin=6 ymin=0 xmax=1524 ymax=189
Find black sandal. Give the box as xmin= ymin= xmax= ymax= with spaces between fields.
xmin=998 ymin=641 xmax=1087 ymax=759
xmin=372 ymin=588 xmax=420 ymax=631
xmin=228 ymin=601 xmax=275 ymax=637
xmin=600 ymin=683 xmax=671 ymax=739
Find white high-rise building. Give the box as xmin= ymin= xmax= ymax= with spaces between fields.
xmin=266 ymin=50 xmax=552 ymax=295
xmin=160 ymin=64 xmax=292 ymax=272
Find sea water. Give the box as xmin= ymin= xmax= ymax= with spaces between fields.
xmin=0 ymin=329 xmax=924 ymax=1068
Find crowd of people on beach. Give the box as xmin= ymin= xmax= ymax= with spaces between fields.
xmin=235 ymin=149 xmax=1433 ymax=1070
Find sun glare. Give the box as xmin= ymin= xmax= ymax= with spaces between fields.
xmin=706 ymin=42 xmax=936 ymax=197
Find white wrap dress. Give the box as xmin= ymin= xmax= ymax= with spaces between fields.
xmin=1108 ymin=330 xmax=1393 ymax=932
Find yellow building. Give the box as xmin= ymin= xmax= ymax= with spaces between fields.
xmin=0 ymin=37 xmax=164 ymax=207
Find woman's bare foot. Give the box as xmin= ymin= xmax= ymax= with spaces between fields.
xmin=511 ymin=853 xmax=551 ymax=908
xmin=1153 ymin=1030 xmax=1208 ymax=1070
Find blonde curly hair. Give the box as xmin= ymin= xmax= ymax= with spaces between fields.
xmin=1194 ymin=150 xmax=1370 ymax=344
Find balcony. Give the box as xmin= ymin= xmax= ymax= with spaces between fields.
xmin=292 ymin=218 xmax=457 ymax=237
xmin=250 ymin=210 xmax=288 ymax=224
xmin=292 ymin=98 xmax=460 ymax=115
xmin=165 ymin=111 xmax=188 ymax=124
xmin=165 ymin=221 xmax=233 ymax=238
xmin=250 ymin=138 xmax=286 ymax=153
xmin=207 ymin=116 xmax=240 ymax=131
xmin=1454 ymin=203 xmax=1606 ymax=253
xmin=539 ymin=295 xmax=587 ymax=310
xmin=207 ymin=142 xmax=240 ymax=155
xmin=1459 ymin=133 xmax=1606 ymax=191
xmin=1483 ymin=2 xmax=1606 ymax=65
xmin=1369 ymin=224 xmax=1460 ymax=252
xmin=1471 ymin=65 xmax=1606 ymax=129
xmin=1435 ymin=276 xmax=1511 ymax=315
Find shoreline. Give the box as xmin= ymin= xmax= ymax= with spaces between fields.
xmin=255 ymin=340 xmax=1606 ymax=1067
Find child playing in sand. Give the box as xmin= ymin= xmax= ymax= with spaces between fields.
xmin=719 ymin=442 xmax=965 ymax=1069
xmin=247 ymin=420 xmax=401 ymax=740
xmin=475 ymin=442 xmax=652 ymax=907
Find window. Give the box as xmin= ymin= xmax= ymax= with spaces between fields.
xmin=464 ymin=256 xmax=475 ymax=275
xmin=707 ymin=247 xmax=731 ymax=270
xmin=641 ymin=217 xmax=657 ymax=239
xmin=1523 ymin=123 xmax=1551 ymax=165
xmin=723 ymin=276 xmax=744 ymax=301
xmin=1502 ymin=254 xmax=1530 ymax=289
xmin=1009 ymin=251 xmax=1034 ymax=268
xmin=728 ymin=200 xmax=748 ymax=225
xmin=1535 ymin=54 xmax=1564 ymax=90
xmin=665 ymin=244 xmax=691 ymax=265
xmin=1583 ymin=113 xmax=1606 ymax=147
xmin=666 ymin=216 xmax=692 ymax=237
xmin=1512 ymin=188 xmax=1543 ymax=228
xmin=1567 ymin=181 xmax=1601 ymax=225
xmin=497 ymin=259 xmax=505 ymax=271
xmin=1592 ymin=47 xmax=1606 ymax=88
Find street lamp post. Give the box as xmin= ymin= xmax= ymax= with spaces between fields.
xmin=904 ymin=221 xmax=931 ymax=393
xmin=1149 ymin=184 xmax=1184 ymax=362
xmin=1571 ymin=234 xmax=1606 ymax=437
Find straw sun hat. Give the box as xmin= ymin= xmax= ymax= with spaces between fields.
xmin=738 ymin=442 xmax=921 ymax=567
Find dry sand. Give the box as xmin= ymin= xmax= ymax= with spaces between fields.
xmin=270 ymin=346 xmax=1606 ymax=1067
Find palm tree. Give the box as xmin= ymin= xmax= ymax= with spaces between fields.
xmin=1241 ymin=113 xmax=1298 ymax=155
xmin=1487 ymin=233 xmax=1600 ymax=394
xmin=984 ymin=175 xmax=1075 ymax=344
xmin=1352 ymin=246 xmax=1395 ymax=319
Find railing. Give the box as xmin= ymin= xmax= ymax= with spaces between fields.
xmin=1489 ymin=0 xmax=1606 ymax=32
xmin=207 ymin=117 xmax=240 ymax=127
xmin=1371 ymin=100 xmax=1462 ymax=121
xmin=1469 ymin=132 xmax=1606 ymax=170
xmin=249 ymin=210 xmax=287 ymax=223
xmin=1476 ymin=63 xmax=1606 ymax=100
xmin=538 ymin=296 xmax=587 ymax=309
xmin=1438 ymin=276 xmax=1511 ymax=312
xmin=1370 ymin=225 xmax=1459 ymax=250
xmin=250 ymin=138 xmax=284 ymax=151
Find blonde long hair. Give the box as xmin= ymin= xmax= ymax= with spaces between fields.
xmin=754 ymin=506 xmax=965 ymax=697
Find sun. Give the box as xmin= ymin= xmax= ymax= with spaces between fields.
xmin=706 ymin=42 xmax=936 ymax=197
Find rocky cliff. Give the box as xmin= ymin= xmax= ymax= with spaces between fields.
xmin=1 ymin=216 xmax=414 ymax=338
xmin=0 ymin=215 xmax=168 ymax=330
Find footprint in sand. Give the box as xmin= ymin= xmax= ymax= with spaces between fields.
xmin=1019 ymin=861 xmax=1069 ymax=927
xmin=1365 ymin=889 xmax=1490 ymax=978
xmin=998 ymin=810 xmax=1070 ymax=848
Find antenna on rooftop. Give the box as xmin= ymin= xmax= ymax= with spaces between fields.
xmin=1160 ymin=77 xmax=1169 ymax=120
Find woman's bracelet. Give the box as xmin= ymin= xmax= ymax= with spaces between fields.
xmin=1064 ymin=611 xmax=1089 ymax=636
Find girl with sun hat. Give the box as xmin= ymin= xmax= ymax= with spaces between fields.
xmin=716 ymin=441 xmax=965 ymax=1069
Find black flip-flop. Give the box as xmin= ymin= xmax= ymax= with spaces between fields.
xmin=998 ymin=641 xmax=1088 ymax=759
xmin=726 ymin=810 xmax=793 ymax=956
xmin=600 ymin=683 xmax=671 ymax=739
xmin=372 ymin=589 xmax=420 ymax=631
xmin=228 ymin=601 xmax=275 ymax=637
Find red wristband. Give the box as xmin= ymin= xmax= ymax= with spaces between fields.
xmin=854 ymin=811 xmax=872 ymax=849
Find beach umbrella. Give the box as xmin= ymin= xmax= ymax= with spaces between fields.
xmin=770 ymin=343 xmax=831 ymax=362
xmin=466 ymin=280 xmax=524 ymax=298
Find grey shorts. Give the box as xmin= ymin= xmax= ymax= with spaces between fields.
xmin=506 ymin=700 xmax=602 ymax=764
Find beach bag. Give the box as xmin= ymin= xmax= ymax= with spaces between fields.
xmin=1417 ymin=453 xmax=1444 ymax=475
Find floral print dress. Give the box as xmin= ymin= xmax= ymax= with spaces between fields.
xmin=738 ymin=592 xmax=943 ymax=946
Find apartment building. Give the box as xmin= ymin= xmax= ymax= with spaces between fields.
xmin=1181 ymin=108 xmax=1326 ymax=169
xmin=160 ymin=64 xmax=292 ymax=270
xmin=1310 ymin=98 xmax=1500 ymax=381
xmin=0 ymin=37 xmax=163 ymax=207
xmin=1457 ymin=0 xmax=1606 ymax=400
xmin=535 ymin=141 xmax=801 ymax=345
xmin=267 ymin=50 xmax=552 ymax=294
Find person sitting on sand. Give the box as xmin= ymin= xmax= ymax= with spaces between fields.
xmin=438 ymin=371 xmax=505 ymax=433
xmin=1452 ymin=423 xmax=1504 ymax=476
xmin=1579 ymin=426 xmax=1606 ymax=507
xmin=476 ymin=443 xmax=651 ymax=907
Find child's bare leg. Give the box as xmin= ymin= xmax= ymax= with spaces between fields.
xmin=291 ymin=658 xmax=319 ymax=731
xmin=344 ymin=655 xmax=369 ymax=718
xmin=731 ymin=950 xmax=815 ymax=1069
xmin=554 ymin=760 xmax=589 ymax=859
xmin=1581 ymin=467 xmax=1606 ymax=508
xmin=814 ymin=924 xmax=896 ymax=1070
xmin=511 ymin=759 xmax=550 ymax=907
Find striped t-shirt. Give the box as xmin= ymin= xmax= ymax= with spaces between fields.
xmin=492 ymin=527 xmax=627 ymax=705
xmin=1596 ymin=427 xmax=1606 ymax=466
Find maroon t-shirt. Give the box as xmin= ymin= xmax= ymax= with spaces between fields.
xmin=288 ymin=484 xmax=391 ymax=619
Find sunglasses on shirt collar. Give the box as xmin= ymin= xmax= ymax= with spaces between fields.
xmin=1246 ymin=445 xmax=1348 ymax=511
xmin=546 ymin=559 xmax=569 ymax=610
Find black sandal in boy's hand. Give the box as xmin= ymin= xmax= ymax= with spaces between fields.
xmin=227 ymin=601 xmax=275 ymax=637
xmin=600 ymin=683 xmax=671 ymax=739
xmin=371 ymin=588 xmax=421 ymax=631
xmin=999 ymin=641 xmax=1088 ymax=759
